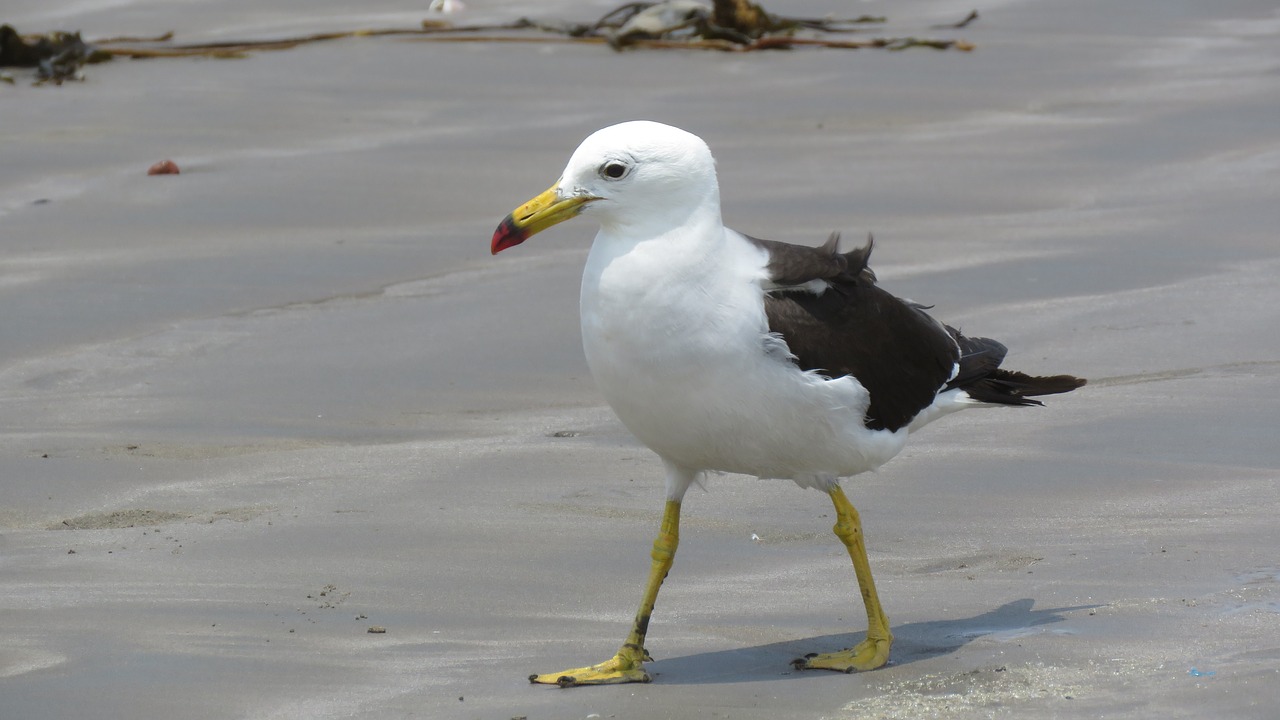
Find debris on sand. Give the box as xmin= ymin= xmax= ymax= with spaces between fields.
xmin=3 ymin=2 xmax=975 ymax=85
xmin=0 ymin=24 xmax=112 ymax=84
xmin=94 ymin=1 xmax=976 ymax=58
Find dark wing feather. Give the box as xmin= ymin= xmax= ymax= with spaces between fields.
xmin=947 ymin=331 xmax=1007 ymax=391
xmin=754 ymin=235 xmax=959 ymax=432
xmin=749 ymin=232 xmax=875 ymax=287
xmin=945 ymin=328 xmax=1085 ymax=404
xmin=752 ymin=234 xmax=1086 ymax=431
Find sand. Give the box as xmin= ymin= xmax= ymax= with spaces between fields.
xmin=2 ymin=1 xmax=1279 ymax=718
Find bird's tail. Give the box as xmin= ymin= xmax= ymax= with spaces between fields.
xmin=962 ymin=368 xmax=1087 ymax=407
xmin=948 ymin=331 xmax=1085 ymax=407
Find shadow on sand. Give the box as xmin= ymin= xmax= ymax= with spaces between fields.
xmin=646 ymin=598 xmax=1099 ymax=685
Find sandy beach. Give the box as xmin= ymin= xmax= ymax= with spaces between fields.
xmin=3 ymin=1 xmax=1279 ymax=718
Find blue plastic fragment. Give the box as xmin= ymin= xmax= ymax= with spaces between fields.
xmin=1188 ymin=667 xmax=1216 ymax=677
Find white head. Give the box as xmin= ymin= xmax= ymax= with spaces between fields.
xmin=492 ymin=121 xmax=722 ymax=253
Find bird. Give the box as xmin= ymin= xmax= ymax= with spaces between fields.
xmin=490 ymin=120 xmax=1084 ymax=687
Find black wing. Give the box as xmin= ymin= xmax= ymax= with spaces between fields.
xmin=750 ymin=234 xmax=1084 ymax=432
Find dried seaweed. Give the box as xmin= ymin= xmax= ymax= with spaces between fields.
xmin=94 ymin=1 xmax=974 ymax=58
xmin=0 ymin=24 xmax=111 ymax=84
xmin=2 ymin=2 xmax=975 ymax=86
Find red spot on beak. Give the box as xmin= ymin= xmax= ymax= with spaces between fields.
xmin=491 ymin=216 xmax=527 ymax=255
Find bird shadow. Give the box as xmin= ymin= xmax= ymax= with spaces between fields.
xmin=646 ymin=598 xmax=1098 ymax=685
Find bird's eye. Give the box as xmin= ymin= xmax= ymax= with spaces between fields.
xmin=601 ymin=161 xmax=629 ymax=180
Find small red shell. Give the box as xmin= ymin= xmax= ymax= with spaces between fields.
xmin=147 ymin=159 xmax=180 ymax=175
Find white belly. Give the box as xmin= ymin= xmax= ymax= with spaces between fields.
xmin=580 ymin=231 xmax=908 ymax=485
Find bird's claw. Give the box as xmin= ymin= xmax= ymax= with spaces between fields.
xmin=529 ymin=646 xmax=653 ymax=687
xmin=792 ymin=635 xmax=891 ymax=673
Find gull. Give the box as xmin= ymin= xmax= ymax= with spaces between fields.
xmin=491 ymin=120 xmax=1084 ymax=686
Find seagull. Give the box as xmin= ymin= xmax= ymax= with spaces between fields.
xmin=491 ymin=120 xmax=1084 ymax=687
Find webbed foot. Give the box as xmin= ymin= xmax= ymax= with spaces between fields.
xmin=792 ymin=634 xmax=891 ymax=673
xmin=529 ymin=644 xmax=653 ymax=687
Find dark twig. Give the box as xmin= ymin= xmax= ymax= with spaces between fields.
xmin=932 ymin=10 xmax=979 ymax=30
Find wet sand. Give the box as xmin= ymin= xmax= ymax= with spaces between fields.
xmin=2 ymin=1 xmax=1279 ymax=718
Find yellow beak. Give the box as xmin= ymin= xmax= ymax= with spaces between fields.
xmin=491 ymin=184 xmax=598 ymax=254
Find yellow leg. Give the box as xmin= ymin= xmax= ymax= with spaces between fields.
xmin=530 ymin=499 xmax=681 ymax=687
xmin=794 ymin=485 xmax=893 ymax=673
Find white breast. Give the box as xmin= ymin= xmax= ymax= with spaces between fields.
xmin=579 ymin=227 xmax=909 ymax=486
